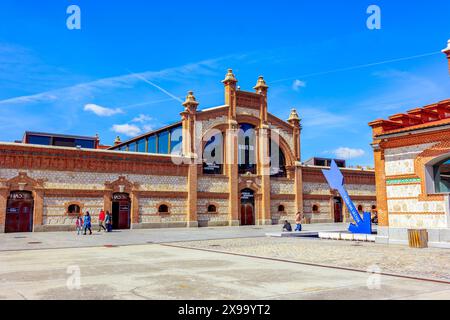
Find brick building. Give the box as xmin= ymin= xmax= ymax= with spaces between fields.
xmin=368 ymin=40 xmax=450 ymax=246
xmin=0 ymin=70 xmax=375 ymax=233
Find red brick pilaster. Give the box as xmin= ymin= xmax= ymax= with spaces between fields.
xmin=33 ymin=189 xmax=44 ymax=231
xmin=130 ymin=192 xmax=140 ymax=226
xmin=103 ymin=191 xmax=112 ymax=215
xmin=187 ymin=162 xmax=198 ymax=227
xmin=294 ymin=164 xmax=304 ymax=217
xmin=226 ymin=124 xmax=240 ymax=226
xmin=373 ymin=146 xmax=389 ymax=227
xmin=258 ymin=126 xmax=271 ymax=225
xmin=0 ymin=189 xmax=7 ymax=233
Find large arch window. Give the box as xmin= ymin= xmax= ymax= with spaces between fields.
xmin=269 ymin=140 xmax=287 ymax=177
xmin=238 ymin=124 xmax=257 ymax=174
xmin=433 ymin=159 xmax=450 ymax=193
xmin=203 ymin=133 xmax=224 ymax=174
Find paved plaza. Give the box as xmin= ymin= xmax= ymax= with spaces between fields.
xmin=0 ymin=224 xmax=449 ymax=300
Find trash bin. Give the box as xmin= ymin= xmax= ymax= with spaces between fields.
xmin=408 ymin=229 xmax=428 ymax=248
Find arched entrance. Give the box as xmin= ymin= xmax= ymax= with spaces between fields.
xmin=5 ymin=191 xmax=34 ymax=233
xmin=112 ymin=193 xmax=131 ymax=230
xmin=240 ymin=189 xmax=255 ymax=226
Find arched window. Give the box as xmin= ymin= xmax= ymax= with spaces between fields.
xmin=208 ymin=205 xmax=217 ymax=213
xmin=158 ymin=204 xmax=169 ymax=214
xmin=357 ymin=205 xmax=364 ymax=213
xmin=203 ymin=133 xmax=224 ymax=174
xmin=433 ymin=159 xmax=450 ymax=193
xmin=68 ymin=204 xmax=81 ymax=216
xmin=270 ymin=140 xmax=287 ymax=177
xmin=278 ymin=205 xmax=285 ymax=213
xmin=312 ymin=205 xmax=320 ymax=214
xmin=238 ymin=124 xmax=256 ymax=174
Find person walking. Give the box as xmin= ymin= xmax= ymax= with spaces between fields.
xmin=75 ymin=215 xmax=83 ymax=235
xmin=295 ymin=212 xmax=304 ymax=232
xmin=98 ymin=209 xmax=106 ymax=232
xmin=83 ymin=211 xmax=92 ymax=235
xmin=105 ymin=211 xmax=113 ymax=232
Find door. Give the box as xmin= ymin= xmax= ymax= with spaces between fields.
xmin=334 ymin=197 xmax=343 ymax=223
xmin=240 ymin=189 xmax=255 ymax=226
xmin=5 ymin=191 xmax=34 ymax=233
xmin=112 ymin=193 xmax=131 ymax=230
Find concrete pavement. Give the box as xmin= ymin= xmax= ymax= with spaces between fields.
xmin=0 ymin=243 xmax=449 ymax=300
xmin=0 ymin=223 xmax=349 ymax=252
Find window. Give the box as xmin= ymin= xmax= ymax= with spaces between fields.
xmin=53 ymin=137 xmax=75 ymax=147
xmin=278 ymin=205 xmax=285 ymax=213
xmin=312 ymin=205 xmax=320 ymax=214
xmin=148 ymin=135 xmax=157 ymax=153
xmin=357 ymin=205 xmax=364 ymax=213
xmin=74 ymin=139 xmax=95 ymax=149
xmin=137 ymin=139 xmax=146 ymax=153
xmin=158 ymin=131 xmax=169 ymax=154
xmin=128 ymin=142 xmax=137 ymax=152
xmin=68 ymin=204 xmax=81 ymax=216
xmin=170 ymin=127 xmax=183 ymax=155
xmin=270 ymin=140 xmax=287 ymax=177
xmin=238 ymin=124 xmax=256 ymax=174
xmin=207 ymin=205 xmax=217 ymax=213
xmin=158 ymin=204 xmax=169 ymax=214
xmin=433 ymin=159 xmax=450 ymax=193
xmin=28 ymin=135 xmax=51 ymax=146
xmin=203 ymin=133 xmax=224 ymax=175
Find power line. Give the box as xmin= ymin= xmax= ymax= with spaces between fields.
xmin=271 ymin=51 xmax=442 ymax=83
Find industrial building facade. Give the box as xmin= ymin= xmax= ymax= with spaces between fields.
xmin=0 ymin=70 xmax=375 ymax=233
xmin=369 ymin=40 xmax=450 ymax=246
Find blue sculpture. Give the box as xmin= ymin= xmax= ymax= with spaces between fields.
xmin=322 ymin=160 xmax=372 ymax=235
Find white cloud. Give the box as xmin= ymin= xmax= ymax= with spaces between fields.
xmin=292 ymin=79 xmax=306 ymax=91
xmin=111 ymin=124 xmax=141 ymax=137
xmin=333 ymin=147 xmax=365 ymax=160
xmin=0 ymin=57 xmax=226 ymax=107
xmin=132 ymin=114 xmax=153 ymax=123
xmin=84 ymin=104 xmax=123 ymax=117
xmin=143 ymin=124 xmax=154 ymax=132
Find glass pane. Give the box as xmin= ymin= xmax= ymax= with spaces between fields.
xmin=128 ymin=143 xmax=137 ymax=152
xmin=238 ymin=124 xmax=256 ymax=174
xmin=435 ymin=159 xmax=450 ymax=193
xmin=203 ymin=133 xmax=223 ymax=174
xmin=158 ymin=131 xmax=169 ymax=154
xmin=137 ymin=139 xmax=146 ymax=153
xmin=53 ymin=137 xmax=75 ymax=147
xmin=74 ymin=139 xmax=95 ymax=149
xmin=28 ymin=135 xmax=51 ymax=146
xmin=147 ymin=136 xmax=157 ymax=153
xmin=170 ymin=127 xmax=183 ymax=155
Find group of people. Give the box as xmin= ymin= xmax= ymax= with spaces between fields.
xmin=75 ymin=210 xmax=113 ymax=235
xmin=282 ymin=212 xmax=304 ymax=233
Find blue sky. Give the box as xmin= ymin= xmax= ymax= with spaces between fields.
xmin=0 ymin=0 xmax=449 ymax=166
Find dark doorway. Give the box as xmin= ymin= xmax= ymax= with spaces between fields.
xmin=240 ymin=189 xmax=255 ymax=226
xmin=112 ymin=193 xmax=131 ymax=230
xmin=333 ymin=197 xmax=343 ymax=223
xmin=5 ymin=191 xmax=34 ymax=233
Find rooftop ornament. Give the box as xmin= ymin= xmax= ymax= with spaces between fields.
xmin=222 ymin=69 xmax=238 ymax=84
xmin=253 ymin=76 xmax=269 ymax=91
xmin=288 ymin=109 xmax=300 ymax=122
